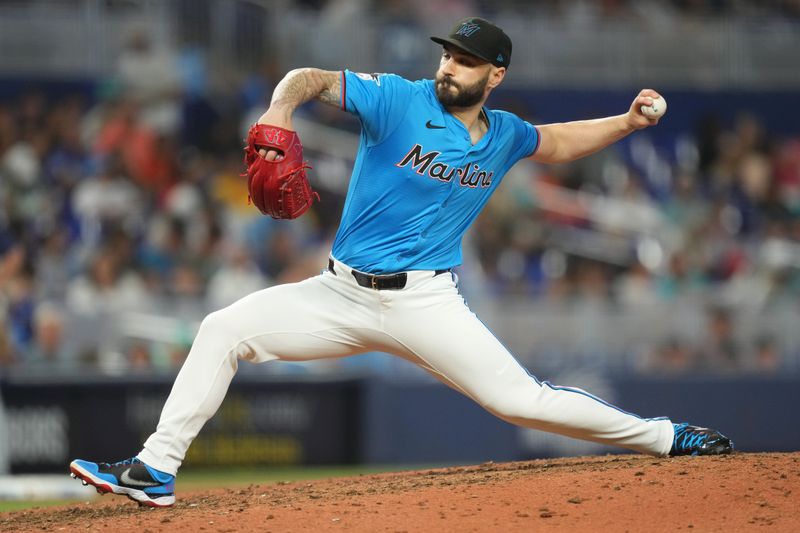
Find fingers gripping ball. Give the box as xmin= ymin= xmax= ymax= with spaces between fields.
xmin=244 ymin=124 xmax=319 ymax=219
xmin=641 ymin=96 xmax=667 ymax=119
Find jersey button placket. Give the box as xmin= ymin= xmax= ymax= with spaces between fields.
xmin=417 ymin=153 xmax=461 ymax=243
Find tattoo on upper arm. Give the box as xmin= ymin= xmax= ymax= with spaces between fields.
xmin=316 ymin=71 xmax=342 ymax=108
xmin=269 ymin=68 xmax=342 ymax=115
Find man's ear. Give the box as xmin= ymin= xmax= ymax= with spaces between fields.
xmin=487 ymin=67 xmax=506 ymax=90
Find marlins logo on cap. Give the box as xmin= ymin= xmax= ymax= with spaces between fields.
xmin=455 ymin=22 xmax=481 ymax=37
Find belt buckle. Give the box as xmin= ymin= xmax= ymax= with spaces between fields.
xmin=371 ymin=276 xmax=379 ymax=290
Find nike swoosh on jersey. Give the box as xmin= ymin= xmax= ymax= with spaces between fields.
xmin=120 ymin=468 xmax=161 ymax=487
xmin=425 ymin=120 xmax=446 ymax=129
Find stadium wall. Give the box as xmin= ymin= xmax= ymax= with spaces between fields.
xmin=2 ymin=375 xmax=797 ymax=473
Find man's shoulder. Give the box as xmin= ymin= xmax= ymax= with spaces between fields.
xmin=346 ymin=71 xmax=430 ymax=96
xmin=346 ymin=70 xmax=421 ymax=85
xmin=486 ymin=108 xmax=523 ymax=123
xmin=486 ymin=108 xmax=535 ymax=132
xmin=382 ymin=74 xmax=432 ymax=94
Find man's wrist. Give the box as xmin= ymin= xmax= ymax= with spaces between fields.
xmin=258 ymin=106 xmax=294 ymax=128
xmin=619 ymin=113 xmax=638 ymax=134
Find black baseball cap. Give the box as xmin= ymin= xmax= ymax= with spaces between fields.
xmin=431 ymin=17 xmax=512 ymax=69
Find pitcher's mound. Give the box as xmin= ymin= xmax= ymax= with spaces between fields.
xmin=3 ymin=452 xmax=799 ymax=532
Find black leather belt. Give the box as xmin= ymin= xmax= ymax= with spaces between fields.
xmin=328 ymin=258 xmax=449 ymax=290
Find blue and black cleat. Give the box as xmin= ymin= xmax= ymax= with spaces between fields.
xmin=670 ymin=423 xmax=734 ymax=456
xmin=69 ymin=457 xmax=175 ymax=507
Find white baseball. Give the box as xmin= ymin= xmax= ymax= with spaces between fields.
xmin=641 ymin=95 xmax=667 ymax=119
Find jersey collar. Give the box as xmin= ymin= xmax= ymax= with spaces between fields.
xmin=424 ymin=80 xmax=493 ymax=147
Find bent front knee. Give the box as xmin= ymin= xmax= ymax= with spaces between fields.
xmin=195 ymin=309 xmax=243 ymax=351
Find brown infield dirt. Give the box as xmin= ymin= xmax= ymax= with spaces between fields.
xmin=2 ymin=452 xmax=799 ymax=532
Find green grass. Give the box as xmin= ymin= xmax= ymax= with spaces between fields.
xmin=0 ymin=464 xmax=422 ymax=514
xmin=0 ymin=499 xmax=69 ymax=512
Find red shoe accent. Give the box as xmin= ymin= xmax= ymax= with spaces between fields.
xmin=70 ymin=466 xmax=115 ymax=494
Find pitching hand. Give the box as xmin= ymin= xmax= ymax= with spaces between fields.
xmin=627 ymin=89 xmax=663 ymax=130
xmin=258 ymin=148 xmax=284 ymax=161
xmin=256 ymin=108 xmax=292 ymax=161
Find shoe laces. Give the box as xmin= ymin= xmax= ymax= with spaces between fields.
xmin=101 ymin=457 xmax=141 ymax=468
xmin=673 ymin=423 xmax=709 ymax=450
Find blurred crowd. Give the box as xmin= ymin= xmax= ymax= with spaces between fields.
xmin=279 ymin=0 xmax=800 ymax=79
xmin=0 ymin=29 xmax=340 ymax=376
xmin=294 ymin=0 xmax=800 ymax=19
xmin=1 ymin=6 xmax=799 ymax=378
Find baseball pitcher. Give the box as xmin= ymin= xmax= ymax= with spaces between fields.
xmin=70 ymin=17 xmax=733 ymax=507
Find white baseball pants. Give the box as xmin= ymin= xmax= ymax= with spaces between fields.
xmin=139 ymin=257 xmax=674 ymax=475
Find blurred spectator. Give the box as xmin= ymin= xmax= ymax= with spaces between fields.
xmin=655 ymin=250 xmax=706 ymax=299
xmin=663 ymin=171 xmax=709 ymax=232
xmin=614 ymin=260 xmax=660 ymax=308
xmin=750 ymin=334 xmax=783 ymax=374
xmin=65 ymin=249 xmax=151 ymax=316
xmin=0 ymin=388 xmax=8 ymax=474
xmin=239 ymin=59 xmax=281 ymax=139
xmin=644 ymin=337 xmax=697 ymax=375
xmin=168 ymin=261 xmax=206 ymax=317
xmin=138 ymin=214 xmax=189 ymax=291
xmin=310 ymin=0 xmax=370 ymax=69
xmin=574 ymin=260 xmax=612 ymax=304
xmin=34 ymin=228 xmax=77 ymax=302
xmin=0 ymin=309 xmax=13 ymax=370
xmin=697 ymin=305 xmax=742 ymax=372
xmin=127 ymin=341 xmax=153 ymax=374
xmin=206 ymin=243 xmax=270 ymax=311
xmin=25 ymin=303 xmax=74 ymax=373
xmin=71 ymin=151 xmax=145 ymax=246
xmin=44 ymin=95 xmax=92 ymax=190
xmin=210 ymin=151 xmax=259 ymax=240
xmin=2 ymin=129 xmax=47 ymax=213
xmin=748 ymin=333 xmax=783 ymax=376
xmin=163 ymin=154 xmax=209 ymax=223
xmin=776 ymin=139 xmax=800 ymax=215
xmin=4 ymin=267 xmax=36 ymax=359
xmin=90 ymin=98 xmax=179 ymax=195
xmin=117 ymin=29 xmax=183 ymax=136
xmin=376 ymin=0 xmax=428 ymax=74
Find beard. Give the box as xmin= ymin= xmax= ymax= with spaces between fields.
xmin=435 ymin=72 xmax=489 ymax=107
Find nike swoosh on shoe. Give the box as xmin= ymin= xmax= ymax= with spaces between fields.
xmin=120 ymin=468 xmax=161 ymax=487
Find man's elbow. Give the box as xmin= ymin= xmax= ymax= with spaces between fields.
xmin=530 ymin=127 xmax=574 ymax=164
xmin=531 ymin=146 xmax=573 ymax=165
xmin=284 ymin=67 xmax=313 ymax=80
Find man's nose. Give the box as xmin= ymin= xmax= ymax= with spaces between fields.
xmin=441 ymin=57 xmax=456 ymax=76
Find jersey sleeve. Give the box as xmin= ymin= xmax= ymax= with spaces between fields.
xmin=511 ymin=117 xmax=541 ymax=161
xmin=341 ymin=69 xmax=416 ymax=145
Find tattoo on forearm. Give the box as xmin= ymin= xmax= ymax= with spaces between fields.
xmin=270 ymin=68 xmax=341 ymax=112
xmin=270 ymin=70 xmax=311 ymax=109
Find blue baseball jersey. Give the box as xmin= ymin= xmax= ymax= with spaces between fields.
xmin=332 ymin=70 xmax=540 ymax=274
